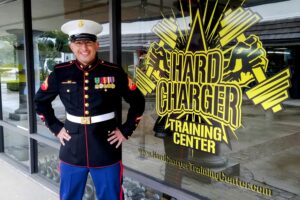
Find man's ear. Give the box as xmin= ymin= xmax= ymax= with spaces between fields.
xmin=69 ymin=43 xmax=75 ymax=52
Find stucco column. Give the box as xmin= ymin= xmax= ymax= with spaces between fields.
xmin=7 ymin=29 xmax=27 ymax=120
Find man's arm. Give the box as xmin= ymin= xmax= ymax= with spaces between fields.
xmin=108 ymin=77 xmax=145 ymax=147
xmin=118 ymin=74 xmax=145 ymax=138
xmin=34 ymin=71 xmax=64 ymax=136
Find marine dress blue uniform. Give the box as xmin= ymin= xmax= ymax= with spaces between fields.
xmin=35 ymin=58 xmax=145 ymax=199
xmin=34 ymin=19 xmax=145 ymax=200
xmin=34 ymin=20 xmax=145 ymax=200
xmin=34 ymin=19 xmax=145 ymax=199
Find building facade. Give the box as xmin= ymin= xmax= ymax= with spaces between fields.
xmin=0 ymin=0 xmax=299 ymax=199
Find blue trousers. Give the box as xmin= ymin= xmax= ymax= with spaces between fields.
xmin=59 ymin=161 xmax=123 ymax=200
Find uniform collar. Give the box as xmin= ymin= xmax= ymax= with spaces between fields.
xmin=75 ymin=57 xmax=98 ymax=70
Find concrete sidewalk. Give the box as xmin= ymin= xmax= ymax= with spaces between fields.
xmin=0 ymin=157 xmax=58 ymax=200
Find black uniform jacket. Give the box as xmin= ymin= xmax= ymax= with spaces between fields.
xmin=34 ymin=59 xmax=145 ymax=167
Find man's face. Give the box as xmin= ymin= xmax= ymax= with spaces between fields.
xmin=69 ymin=40 xmax=99 ymax=66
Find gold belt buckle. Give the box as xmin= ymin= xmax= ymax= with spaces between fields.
xmin=80 ymin=116 xmax=91 ymax=124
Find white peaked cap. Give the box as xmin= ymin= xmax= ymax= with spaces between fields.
xmin=61 ymin=19 xmax=103 ymax=37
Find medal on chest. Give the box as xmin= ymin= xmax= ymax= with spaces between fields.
xmin=95 ymin=76 xmax=115 ymax=91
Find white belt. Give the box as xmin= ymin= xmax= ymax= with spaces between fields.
xmin=66 ymin=112 xmax=115 ymax=124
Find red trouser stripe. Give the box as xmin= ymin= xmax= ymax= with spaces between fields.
xmin=119 ymin=161 xmax=124 ymax=200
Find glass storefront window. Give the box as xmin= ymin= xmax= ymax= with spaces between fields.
xmin=0 ymin=1 xmax=299 ymax=200
xmin=0 ymin=0 xmax=28 ymax=128
xmin=121 ymin=0 xmax=191 ymax=198
xmin=123 ymin=176 xmax=165 ymax=200
xmin=37 ymin=142 xmax=98 ymax=199
xmin=122 ymin=0 xmax=300 ymax=199
xmin=266 ymin=47 xmax=300 ymax=99
xmin=38 ymin=142 xmax=60 ymax=186
xmin=3 ymin=128 xmax=29 ymax=167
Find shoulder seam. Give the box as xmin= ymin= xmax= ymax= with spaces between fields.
xmin=55 ymin=62 xmax=74 ymax=69
xmin=99 ymin=60 xmax=120 ymax=69
xmin=102 ymin=63 xmax=119 ymax=69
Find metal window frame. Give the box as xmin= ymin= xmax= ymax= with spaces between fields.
xmin=23 ymin=0 xmax=38 ymax=174
xmin=0 ymin=0 xmax=37 ymax=159
xmin=0 ymin=74 xmax=3 ymax=153
xmin=109 ymin=0 xmax=121 ymax=64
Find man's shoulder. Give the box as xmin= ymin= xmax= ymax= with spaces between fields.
xmin=98 ymin=59 xmax=122 ymax=71
xmin=54 ymin=60 xmax=76 ymax=70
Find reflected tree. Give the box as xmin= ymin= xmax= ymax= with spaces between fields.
xmin=37 ymin=30 xmax=69 ymax=80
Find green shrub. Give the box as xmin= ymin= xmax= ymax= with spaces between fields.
xmin=7 ymin=80 xmax=19 ymax=91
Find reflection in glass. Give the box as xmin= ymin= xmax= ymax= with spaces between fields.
xmin=121 ymin=1 xmax=300 ymax=200
xmin=37 ymin=142 xmax=98 ymax=200
xmin=0 ymin=0 xmax=28 ymax=128
xmin=123 ymin=176 xmax=165 ymax=200
xmin=35 ymin=29 xmax=69 ymax=139
xmin=3 ymin=128 xmax=29 ymax=167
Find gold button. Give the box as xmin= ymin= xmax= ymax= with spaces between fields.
xmin=85 ymin=94 xmax=89 ymax=99
xmin=84 ymin=86 xmax=89 ymax=90
xmin=85 ymin=103 xmax=89 ymax=107
xmin=85 ymin=72 xmax=89 ymax=76
xmin=80 ymin=65 xmax=83 ymax=69
xmin=66 ymin=89 xmax=70 ymax=93
xmin=85 ymin=110 xmax=89 ymax=115
xmin=85 ymin=80 xmax=89 ymax=84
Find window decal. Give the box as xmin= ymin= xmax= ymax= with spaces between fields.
xmin=136 ymin=1 xmax=291 ymax=155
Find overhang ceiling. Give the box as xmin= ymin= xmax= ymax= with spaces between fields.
xmin=0 ymin=0 xmax=294 ymax=37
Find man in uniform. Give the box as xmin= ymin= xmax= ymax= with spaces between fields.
xmin=34 ymin=19 xmax=145 ymax=200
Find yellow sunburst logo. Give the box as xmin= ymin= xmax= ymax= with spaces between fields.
xmin=136 ymin=0 xmax=291 ymax=154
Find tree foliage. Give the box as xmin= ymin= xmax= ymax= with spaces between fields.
xmin=38 ymin=30 xmax=70 ymax=79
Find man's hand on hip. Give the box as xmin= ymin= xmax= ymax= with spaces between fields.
xmin=57 ymin=127 xmax=71 ymax=146
xmin=107 ymin=128 xmax=127 ymax=148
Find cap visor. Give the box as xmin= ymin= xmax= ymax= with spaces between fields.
xmin=70 ymin=33 xmax=97 ymax=42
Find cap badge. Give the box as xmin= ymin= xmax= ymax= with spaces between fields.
xmin=78 ymin=20 xmax=84 ymax=28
